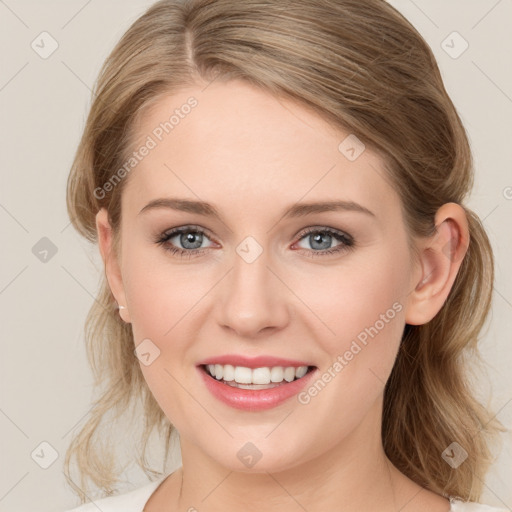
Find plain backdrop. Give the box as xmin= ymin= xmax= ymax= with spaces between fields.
xmin=0 ymin=1 xmax=511 ymax=511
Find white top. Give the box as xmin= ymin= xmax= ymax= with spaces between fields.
xmin=64 ymin=476 xmax=509 ymax=512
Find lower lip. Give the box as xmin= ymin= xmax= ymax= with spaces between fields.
xmin=197 ymin=365 xmax=318 ymax=411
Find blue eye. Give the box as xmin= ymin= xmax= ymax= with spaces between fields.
xmin=293 ymin=227 xmax=354 ymax=258
xmin=155 ymin=225 xmax=355 ymax=259
xmin=156 ymin=225 xmax=214 ymax=259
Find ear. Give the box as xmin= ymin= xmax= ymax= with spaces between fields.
xmin=404 ymin=202 xmax=470 ymax=326
xmin=96 ymin=208 xmax=131 ymax=323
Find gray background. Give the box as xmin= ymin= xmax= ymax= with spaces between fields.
xmin=0 ymin=1 xmax=511 ymax=510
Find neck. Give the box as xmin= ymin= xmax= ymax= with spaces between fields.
xmin=170 ymin=401 xmax=409 ymax=512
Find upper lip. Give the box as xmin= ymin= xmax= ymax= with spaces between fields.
xmin=197 ymin=354 xmax=314 ymax=369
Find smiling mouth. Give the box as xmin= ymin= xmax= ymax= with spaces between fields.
xmin=200 ymin=364 xmax=316 ymax=390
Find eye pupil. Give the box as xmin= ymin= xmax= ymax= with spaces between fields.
xmin=182 ymin=232 xmax=203 ymax=249
xmin=311 ymin=232 xmax=331 ymax=250
xmin=158 ymin=226 xmax=352 ymax=259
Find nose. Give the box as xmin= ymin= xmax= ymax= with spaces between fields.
xmin=216 ymin=244 xmax=290 ymax=339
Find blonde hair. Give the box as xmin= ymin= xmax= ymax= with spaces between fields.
xmin=65 ymin=0 xmax=504 ymax=503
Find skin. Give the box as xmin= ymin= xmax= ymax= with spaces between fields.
xmin=96 ymin=79 xmax=469 ymax=512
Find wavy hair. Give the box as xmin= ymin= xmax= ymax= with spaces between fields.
xmin=64 ymin=0 xmax=503 ymax=503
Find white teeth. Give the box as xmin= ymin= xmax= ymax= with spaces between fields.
xmin=234 ymin=366 xmax=253 ymax=384
xmin=295 ymin=366 xmax=308 ymax=378
xmin=222 ymin=364 xmax=235 ymax=381
xmin=283 ymin=367 xmax=296 ymax=382
xmin=252 ymin=367 xmax=271 ymax=385
xmin=205 ymin=364 xmax=310 ymax=384
xmin=270 ymin=366 xmax=283 ymax=383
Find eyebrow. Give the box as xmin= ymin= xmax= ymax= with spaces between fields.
xmin=138 ymin=197 xmax=375 ymax=220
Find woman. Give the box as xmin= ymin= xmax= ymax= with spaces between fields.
xmin=63 ymin=0 xmax=506 ymax=510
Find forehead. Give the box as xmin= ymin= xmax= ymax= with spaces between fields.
xmin=122 ymin=79 xmax=400 ymax=225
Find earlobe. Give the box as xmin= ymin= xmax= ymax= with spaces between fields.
xmin=404 ymin=203 xmax=469 ymax=326
xmin=95 ymin=208 xmax=131 ymax=323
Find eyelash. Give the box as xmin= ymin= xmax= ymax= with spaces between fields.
xmin=155 ymin=225 xmax=355 ymax=259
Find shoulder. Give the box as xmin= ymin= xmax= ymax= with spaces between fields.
xmin=63 ymin=478 xmax=165 ymax=512
xmin=450 ymin=499 xmax=510 ymax=511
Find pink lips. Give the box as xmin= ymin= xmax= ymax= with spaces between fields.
xmin=196 ymin=356 xmax=318 ymax=411
xmin=196 ymin=354 xmax=313 ymax=369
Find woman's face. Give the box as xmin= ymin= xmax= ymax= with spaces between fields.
xmin=100 ymin=79 xmax=422 ymax=473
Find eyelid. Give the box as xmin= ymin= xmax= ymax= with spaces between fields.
xmin=160 ymin=224 xmax=217 ymax=242
xmin=158 ymin=224 xmax=352 ymax=244
xmin=155 ymin=223 xmax=355 ymax=258
xmin=294 ymin=225 xmax=353 ymax=240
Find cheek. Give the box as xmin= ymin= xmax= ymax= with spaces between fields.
xmin=123 ymin=266 xmax=176 ymax=340
xmin=295 ymin=244 xmax=409 ymax=418
xmin=120 ymin=235 xmax=190 ymax=336
xmin=120 ymin=242 xmax=215 ymax=387
xmin=120 ymin=249 xmax=206 ymax=427
xmin=303 ymin=246 xmax=408 ymax=357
